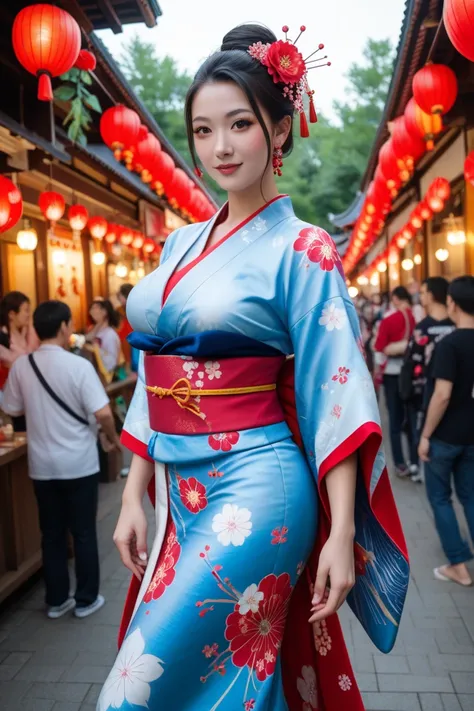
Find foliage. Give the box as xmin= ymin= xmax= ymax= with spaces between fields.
xmin=54 ymin=68 xmax=103 ymax=146
xmin=118 ymin=35 xmax=395 ymax=223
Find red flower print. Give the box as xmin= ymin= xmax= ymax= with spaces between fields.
xmin=263 ymin=40 xmax=305 ymax=85
xmin=208 ymin=466 xmax=224 ymax=478
xmin=332 ymin=366 xmax=350 ymax=385
xmin=331 ymin=404 xmax=342 ymax=419
xmin=178 ymin=477 xmax=208 ymax=513
xmin=271 ymin=526 xmax=288 ymax=545
xmin=225 ymin=572 xmax=292 ymax=681
xmin=293 ymin=227 xmax=341 ymax=272
xmin=202 ymin=643 xmax=219 ymax=658
xmin=208 ymin=432 xmax=240 ymax=452
xmin=144 ymin=522 xmax=181 ymax=602
xmin=244 ymin=701 xmax=256 ymax=711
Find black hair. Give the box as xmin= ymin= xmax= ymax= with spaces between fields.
xmin=33 ymin=301 xmax=72 ymax=341
xmin=448 ymin=276 xmax=474 ymax=315
xmin=91 ymin=299 xmax=120 ymax=329
xmin=0 ymin=291 xmax=30 ymax=331
xmin=422 ymin=276 xmax=449 ymax=306
xmin=185 ymin=24 xmax=294 ymax=182
xmin=118 ymin=283 xmax=134 ymax=300
xmin=391 ymin=286 xmax=412 ymax=305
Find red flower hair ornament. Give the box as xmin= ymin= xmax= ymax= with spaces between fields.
xmin=248 ymin=25 xmax=331 ymax=137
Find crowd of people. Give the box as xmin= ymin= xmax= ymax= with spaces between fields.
xmin=0 ymin=285 xmax=136 ymax=619
xmin=355 ymin=275 xmax=474 ymax=586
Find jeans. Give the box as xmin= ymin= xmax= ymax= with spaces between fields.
xmin=383 ymin=374 xmax=406 ymax=468
xmin=33 ymin=474 xmax=100 ymax=607
xmin=424 ymin=438 xmax=474 ymax=565
xmin=406 ymin=403 xmax=420 ymax=468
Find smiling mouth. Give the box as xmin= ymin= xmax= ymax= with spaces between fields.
xmin=215 ymin=164 xmax=242 ymax=174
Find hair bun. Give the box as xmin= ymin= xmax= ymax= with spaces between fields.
xmin=221 ymin=23 xmax=277 ymax=53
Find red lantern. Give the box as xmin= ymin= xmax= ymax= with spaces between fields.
xmin=379 ymin=140 xmax=407 ymax=189
xmin=39 ymin=191 xmax=65 ymax=222
xmin=391 ymin=116 xmax=426 ymax=171
xmin=401 ymin=224 xmax=415 ymax=241
xmin=119 ymin=227 xmax=134 ymax=246
xmin=88 ymin=216 xmax=108 ymax=240
xmin=68 ymin=205 xmax=89 ymax=232
xmin=419 ymin=201 xmax=433 ymax=221
xmin=100 ymin=106 xmax=141 ymax=161
xmin=404 ymin=97 xmax=443 ymax=151
xmin=0 ymin=177 xmax=23 ymax=234
xmin=105 ymin=224 xmax=118 ymax=244
xmin=152 ymin=152 xmax=175 ymax=196
xmin=464 ymin=151 xmax=474 ymax=187
xmin=134 ymin=134 xmax=162 ymax=183
xmin=167 ymin=168 xmax=192 ymax=209
xmin=12 ymin=5 xmax=81 ymax=102
xmin=444 ymin=0 xmax=474 ymax=63
xmin=74 ymin=50 xmax=97 ymax=72
xmin=413 ymin=64 xmax=458 ymax=116
xmin=143 ymin=238 xmax=155 ymax=254
xmin=410 ymin=206 xmax=423 ymax=230
xmin=132 ymin=232 xmax=145 ymax=250
xmin=430 ymin=177 xmax=451 ymax=200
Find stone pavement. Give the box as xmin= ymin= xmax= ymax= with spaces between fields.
xmin=1 ymin=464 xmax=474 ymax=710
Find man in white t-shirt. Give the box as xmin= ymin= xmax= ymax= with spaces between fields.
xmin=3 ymin=300 xmax=121 ymax=620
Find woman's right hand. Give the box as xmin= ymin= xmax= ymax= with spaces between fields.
xmin=113 ymin=500 xmax=148 ymax=580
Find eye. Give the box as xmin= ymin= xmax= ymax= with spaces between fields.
xmin=193 ymin=126 xmax=211 ymax=135
xmin=232 ymin=119 xmax=252 ymax=130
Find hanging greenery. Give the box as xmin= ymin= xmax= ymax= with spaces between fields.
xmin=54 ymin=68 xmax=102 ymax=146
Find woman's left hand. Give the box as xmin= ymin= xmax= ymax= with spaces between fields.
xmin=309 ymin=531 xmax=355 ymax=623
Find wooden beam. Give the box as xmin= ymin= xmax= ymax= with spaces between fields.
xmin=97 ymin=0 xmax=122 ymax=34
xmin=135 ymin=0 xmax=157 ymax=28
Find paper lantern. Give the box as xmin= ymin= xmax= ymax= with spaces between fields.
xmin=419 ymin=201 xmax=433 ymax=221
xmin=100 ymin=106 xmax=141 ymax=161
xmin=410 ymin=206 xmax=423 ymax=230
xmin=152 ymin=152 xmax=175 ymax=195
xmin=105 ymin=224 xmax=118 ymax=244
xmin=132 ymin=232 xmax=145 ymax=250
xmin=88 ymin=216 xmax=108 ymax=240
xmin=444 ymin=0 xmax=474 ymax=63
xmin=134 ymin=134 xmax=162 ymax=183
xmin=430 ymin=177 xmax=451 ymax=200
xmin=391 ymin=116 xmax=425 ymax=170
xmin=413 ymin=64 xmax=458 ymax=116
xmin=379 ymin=140 xmax=407 ymax=189
xmin=74 ymin=50 xmax=96 ymax=72
xmin=167 ymin=168 xmax=192 ymax=209
xmin=464 ymin=151 xmax=474 ymax=187
xmin=404 ymin=97 xmax=443 ymax=151
xmin=143 ymin=238 xmax=155 ymax=254
xmin=12 ymin=5 xmax=81 ymax=101
xmin=0 ymin=177 xmax=23 ymax=234
xmin=68 ymin=204 xmax=89 ymax=232
xmin=119 ymin=227 xmax=134 ymax=246
xmin=39 ymin=191 xmax=65 ymax=222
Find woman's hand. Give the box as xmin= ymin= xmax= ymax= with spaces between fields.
xmin=113 ymin=500 xmax=148 ymax=581
xmin=309 ymin=531 xmax=355 ymax=623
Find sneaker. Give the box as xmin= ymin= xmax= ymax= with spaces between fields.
xmin=47 ymin=598 xmax=76 ymax=619
xmin=120 ymin=467 xmax=129 ymax=478
xmin=411 ymin=471 xmax=424 ymax=483
xmin=395 ymin=465 xmax=410 ymax=478
xmin=74 ymin=594 xmax=105 ymax=619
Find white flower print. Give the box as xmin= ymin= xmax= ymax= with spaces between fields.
xmin=297 ymin=665 xmax=318 ymax=708
xmin=253 ymin=216 xmax=266 ymax=231
xmin=318 ymin=302 xmax=347 ymax=332
xmin=237 ymin=583 xmax=264 ymax=615
xmin=313 ymin=619 xmax=332 ymax=656
xmin=338 ymin=673 xmax=352 ymax=692
xmin=212 ymin=503 xmax=252 ymax=546
xmin=182 ymin=360 xmax=199 ymax=374
xmin=97 ymin=628 xmax=163 ymax=710
xmin=204 ymin=361 xmax=222 ymax=381
xmin=272 ymin=235 xmax=285 ymax=248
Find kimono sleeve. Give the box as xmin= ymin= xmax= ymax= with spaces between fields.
xmin=121 ymin=350 xmax=153 ymax=462
xmin=285 ymin=226 xmax=409 ymax=653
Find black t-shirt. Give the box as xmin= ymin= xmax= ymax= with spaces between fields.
xmin=404 ymin=316 xmax=454 ymax=407
xmin=432 ymin=329 xmax=474 ymax=445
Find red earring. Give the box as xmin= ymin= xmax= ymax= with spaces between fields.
xmin=273 ymin=147 xmax=283 ymax=176
xmin=194 ymin=166 xmax=203 ymax=178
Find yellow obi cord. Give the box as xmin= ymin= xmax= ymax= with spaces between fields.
xmin=145 ymin=377 xmax=276 ymax=417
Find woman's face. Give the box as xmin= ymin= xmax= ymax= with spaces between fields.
xmin=90 ymin=302 xmax=106 ymax=325
xmin=10 ymin=301 xmax=30 ymax=329
xmin=191 ymin=81 xmax=288 ymax=194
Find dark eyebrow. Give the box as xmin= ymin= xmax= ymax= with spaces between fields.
xmin=192 ymin=108 xmax=253 ymax=123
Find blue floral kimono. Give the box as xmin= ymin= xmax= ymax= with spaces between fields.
xmin=97 ymin=196 xmax=409 ymax=711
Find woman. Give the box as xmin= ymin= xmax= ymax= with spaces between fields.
xmin=86 ymin=299 xmax=122 ymax=381
xmin=0 ymin=291 xmax=38 ymax=431
xmin=98 ymin=24 xmax=408 ymax=711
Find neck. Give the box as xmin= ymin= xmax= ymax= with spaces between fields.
xmin=9 ymin=323 xmax=23 ymax=336
xmin=455 ymin=313 xmax=474 ymax=329
xmin=41 ymin=338 xmax=64 ymax=348
xmin=226 ymin=174 xmax=280 ymax=225
xmin=428 ymin=303 xmax=448 ymax=320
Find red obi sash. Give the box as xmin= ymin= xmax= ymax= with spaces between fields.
xmin=144 ymin=354 xmax=286 ymax=435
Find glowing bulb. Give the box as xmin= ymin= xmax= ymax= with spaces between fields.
xmin=446 ymin=230 xmax=466 ymax=246
xmin=52 ymin=249 xmax=66 ymax=266
xmin=401 ymin=258 xmax=414 ymax=271
xmin=137 ymin=266 xmax=145 ymax=280
xmin=17 ymin=226 xmax=38 ymax=251
xmin=377 ymin=261 xmax=387 ymax=273
xmin=357 ymin=275 xmax=369 ymax=286
xmin=435 ymin=248 xmax=449 ymax=262
xmin=370 ymin=272 xmax=380 ymax=286
xmin=348 ymin=286 xmax=359 ymax=298
xmin=414 ymin=254 xmax=422 ymax=265
xmin=115 ymin=263 xmax=128 ymax=278
xmin=92 ymin=251 xmax=106 ymax=266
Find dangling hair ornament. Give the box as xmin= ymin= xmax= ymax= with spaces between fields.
xmin=248 ymin=25 xmax=331 ymax=138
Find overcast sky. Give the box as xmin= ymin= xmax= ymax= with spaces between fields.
xmin=99 ymin=0 xmax=406 ymax=117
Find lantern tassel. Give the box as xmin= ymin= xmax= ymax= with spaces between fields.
xmin=300 ymin=111 xmax=310 ymax=138
xmin=309 ymin=95 xmax=318 ymax=123
xmin=38 ymin=71 xmax=53 ymax=102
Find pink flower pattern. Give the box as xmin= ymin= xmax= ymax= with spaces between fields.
xmin=332 ymin=366 xmax=350 ymax=385
xmin=208 ymin=432 xmax=240 ymax=452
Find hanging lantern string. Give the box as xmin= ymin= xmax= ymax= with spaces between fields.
xmin=426 ymin=20 xmax=444 ymax=64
